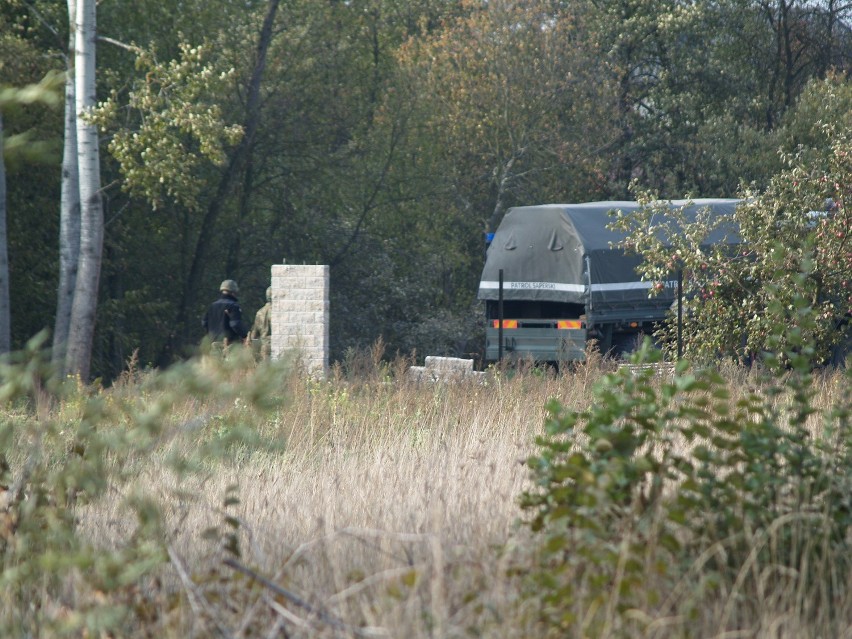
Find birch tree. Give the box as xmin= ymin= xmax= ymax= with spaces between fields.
xmin=52 ymin=0 xmax=81 ymax=372
xmin=64 ymin=0 xmax=103 ymax=381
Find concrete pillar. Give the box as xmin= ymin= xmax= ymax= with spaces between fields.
xmin=270 ymin=264 xmax=329 ymax=377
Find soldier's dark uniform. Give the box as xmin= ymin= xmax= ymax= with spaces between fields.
xmin=202 ymin=279 xmax=249 ymax=355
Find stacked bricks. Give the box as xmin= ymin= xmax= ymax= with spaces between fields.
xmin=270 ymin=264 xmax=329 ymax=377
xmin=407 ymin=356 xmax=483 ymax=382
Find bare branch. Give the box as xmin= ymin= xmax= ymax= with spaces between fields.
xmin=223 ymin=557 xmax=381 ymax=638
xmin=20 ymin=0 xmax=62 ymax=51
xmin=169 ymin=546 xmax=235 ymax=639
xmin=96 ymin=36 xmax=143 ymax=54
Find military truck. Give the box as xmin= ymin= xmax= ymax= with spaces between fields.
xmin=477 ymin=199 xmax=741 ymax=363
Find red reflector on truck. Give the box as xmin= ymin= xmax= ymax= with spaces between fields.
xmin=492 ymin=320 xmax=518 ymax=329
xmin=557 ymin=320 xmax=582 ymax=329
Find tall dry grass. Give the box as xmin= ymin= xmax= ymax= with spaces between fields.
xmin=11 ymin=348 xmax=852 ymax=638
xmin=77 ymin=355 xmax=610 ymax=638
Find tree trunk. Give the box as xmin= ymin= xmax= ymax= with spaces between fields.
xmin=53 ymin=0 xmax=81 ymax=374
xmin=0 ymin=112 xmax=10 ymax=355
xmin=65 ymin=0 xmax=103 ymax=381
xmin=487 ymin=156 xmax=516 ymax=234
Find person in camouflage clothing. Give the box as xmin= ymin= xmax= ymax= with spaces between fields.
xmin=249 ymin=286 xmax=272 ymax=361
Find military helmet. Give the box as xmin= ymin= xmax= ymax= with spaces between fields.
xmin=220 ymin=279 xmax=239 ymax=294
xmin=266 ymin=286 xmax=272 ymax=302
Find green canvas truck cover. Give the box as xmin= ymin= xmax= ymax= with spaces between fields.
xmin=478 ymin=199 xmax=741 ymax=307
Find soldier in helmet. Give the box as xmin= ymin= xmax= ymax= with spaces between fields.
xmin=249 ymin=286 xmax=273 ymax=361
xmin=202 ymin=279 xmax=249 ymax=355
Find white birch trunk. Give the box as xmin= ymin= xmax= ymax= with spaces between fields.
xmin=53 ymin=0 xmax=81 ymax=374
xmin=0 ymin=112 xmax=10 ymax=355
xmin=65 ymin=0 xmax=103 ymax=381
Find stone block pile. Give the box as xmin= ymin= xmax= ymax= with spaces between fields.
xmin=407 ymin=356 xmax=483 ymax=382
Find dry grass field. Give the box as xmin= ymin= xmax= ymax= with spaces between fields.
xmin=77 ymin=355 xmax=582 ymax=638
xmin=2 ymin=346 xmax=850 ymax=638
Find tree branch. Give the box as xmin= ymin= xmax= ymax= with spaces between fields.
xmin=96 ymin=35 xmax=142 ymax=54
xmin=222 ymin=557 xmax=379 ymax=638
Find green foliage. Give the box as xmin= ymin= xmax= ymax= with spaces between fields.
xmin=611 ymin=78 xmax=852 ymax=365
xmin=6 ymin=0 xmax=852 ymax=379
xmin=91 ymin=40 xmax=243 ymax=212
xmin=395 ymin=0 xmax=614 ymax=229
xmin=0 ymin=333 xmax=293 ymax=636
xmin=521 ymin=337 xmax=852 ymax=636
xmin=0 ymin=73 xmax=62 ymax=111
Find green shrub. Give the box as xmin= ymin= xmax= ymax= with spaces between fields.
xmin=521 ymin=338 xmax=852 ymax=637
xmin=611 ymin=117 xmax=851 ymax=366
xmin=0 ymin=334 xmax=291 ymax=637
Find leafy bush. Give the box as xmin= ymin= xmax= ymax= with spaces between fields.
xmin=610 ymin=92 xmax=851 ymax=365
xmin=521 ymin=338 xmax=852 ymax=637
xmin=0 ymin=335 xmax=291 ymax=637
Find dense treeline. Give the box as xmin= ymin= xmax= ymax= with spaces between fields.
xmin=1 ymin=0 xmax=851 ymax=381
